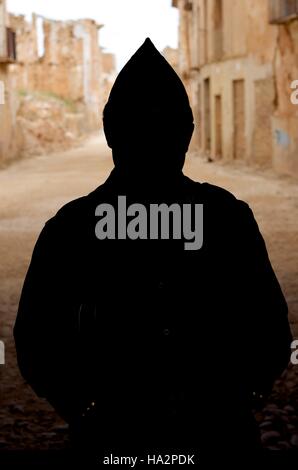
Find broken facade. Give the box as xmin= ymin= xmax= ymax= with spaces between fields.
xmin=173 ymin=0 xmax=298 ymax=177
xmin=0 ymin=10 xmax=117 ymax=164
xmin=162 ymin=46 xmax=179 ymax=74
xmin=9 ymin=14 xmax=111 ymax=132
xmin=101 ymin=51 xmax=117 ymax=108
xmin=0 ymin=0 xmax=18 ymax=165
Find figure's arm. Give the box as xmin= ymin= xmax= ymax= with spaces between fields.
xmin=14 ymin=218 xmax=84 ymax=422
xmin=235 ymin=202 xmax=292 ymax=396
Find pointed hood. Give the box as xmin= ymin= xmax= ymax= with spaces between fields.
xmin=106 ymin=38 xmax=192 ymax=121
xmin=103 ymin=38 xmax=194 ymax=175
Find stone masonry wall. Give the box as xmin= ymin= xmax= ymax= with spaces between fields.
xmin=0 ymin=12 xmax=116 ymax=163
xmin=173 ymin=0 xmax=298 ymax=177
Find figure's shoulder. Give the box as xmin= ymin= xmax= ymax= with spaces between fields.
xmin=44 ymin=181 xmax=109 ymax=231
xmin=184 ymin=177 xmax=254 ymax=225
xmin=201 ymin=181 xmax=236 ymax=202
xmin=184 ymin=176 xmax=243 ymax=204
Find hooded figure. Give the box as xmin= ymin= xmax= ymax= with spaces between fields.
xmin=14 ymin=39 xmax=292 ymax=464
xmin=103 ymin=38 xmax=194 ymax=179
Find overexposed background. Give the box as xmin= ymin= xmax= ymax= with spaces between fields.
xmin=7 ymin=0 xmax=179 ymax=70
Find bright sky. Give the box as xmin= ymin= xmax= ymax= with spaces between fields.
xmin=7 ymin=0 xmax=179 ymax=70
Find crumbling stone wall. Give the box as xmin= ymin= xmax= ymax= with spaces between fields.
xmin=101 ymin=51 xmax=117 ymax=110
xmin=9 ymin=14 xmax=110 ymax=131
xmin=1 ymin=12 xmax=116 ymax=163
xmin=0 ymin=0 xmax=19 ymax=165
xmin=272 ymin=21 xmax=298 ymax=176
xmin=0 ymin=0 xmax=7 ymax=57
xmin=162 ymin=47 xmax=179 ymax=74
xmin=0 ymin=64 xmax=20 ymax=166
xmin=173 ymin=0 xmax=298 ymax=177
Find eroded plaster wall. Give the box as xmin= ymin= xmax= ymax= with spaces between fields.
xmin=174 ymin=0 xmax=298 ymax=177
xmin=0 ymin=0 xmax=19 ymax=165
xmin=9 ymin=14 xmax=116 ymax=132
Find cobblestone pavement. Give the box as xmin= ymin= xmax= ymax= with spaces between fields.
xmin=0 ymin=133 xmax=297 ymax=450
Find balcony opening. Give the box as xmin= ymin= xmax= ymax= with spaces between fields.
xmin=213 ymin=0 xmax=223 ymax=61
xmin=197 ymin=83 xmax=202 ymax=148
xmin=204 ymin=77 xmax=211 ymax=152
xmin=233 ymin=79 xmax=245 ymax=160
xmin=268 ymin=0 xmax=298 ymax=24
xmin=215 ymin=94 xmax=222 ymax=158
xmin=204 ymin=0 xmax=208 ymax=63
xmin=6 ymin=28 xmax=16 ymax=62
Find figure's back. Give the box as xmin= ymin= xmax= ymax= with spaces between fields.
xmin=14 ymin=38 xmax=292 ymax=462
xmin=25 ymin=170 xmax=287 ymax=454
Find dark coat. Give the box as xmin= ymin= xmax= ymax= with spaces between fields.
xmin=14 ymin=168 xmax=292 ymax=455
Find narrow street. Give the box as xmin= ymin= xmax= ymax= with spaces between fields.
xmin=0 ymin=132 xmax=297 ymax=450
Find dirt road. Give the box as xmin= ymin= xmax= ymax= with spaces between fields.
xmin=0 ymin=133 xmax=297 ymax=450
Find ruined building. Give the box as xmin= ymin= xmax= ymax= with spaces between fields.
xmin=173 ymin=0 xmax=298 ymax=177
xmin=0 ymin=3 xmax=116 ymax=165
xmin=162 ymin=46 xmax=179 ymax=74
xmin=101 ymin=51 xmax=117 ymax=106
xmin=0 ymin=0 xmax=17 ymax=164
xmin=9 ymin=14 xmax=110 ymax=132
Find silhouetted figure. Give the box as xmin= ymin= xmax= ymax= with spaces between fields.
xmin=14 ymin=39 xmax=292 ymax=464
